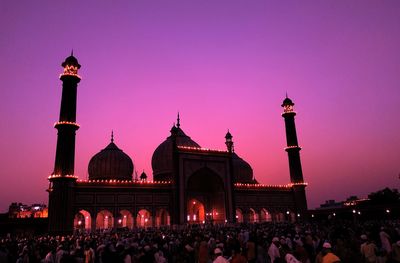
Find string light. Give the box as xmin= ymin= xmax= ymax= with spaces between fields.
xmin=177 ymin=146 xmax=227 ymax=153
xmin=48 ymin=174 xmax=78 ymax=179
xmin=284 ymin=146 xmax=301 ymax=150
xmin=54 ymin=121 xmax=80 ymax=128
xmin=76 ymin=179 xmax=172 ymax=185
xmin=60 ymin=65 xmax=81 ymax=79
xmin=234 ymin=182 xmax=308 ymax=189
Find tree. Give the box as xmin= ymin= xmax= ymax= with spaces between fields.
xmin=368 ymin=188 xmax=400 ymax=204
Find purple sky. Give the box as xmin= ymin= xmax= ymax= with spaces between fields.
xmin=0 ymin=1 xmax=399 ymax=212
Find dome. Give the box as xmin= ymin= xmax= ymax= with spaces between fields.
xmin=281 ymin=97 xmax=294 ymax=107
xmin=152 ymin=125 xmax=200 ymax=181
xmin=232 ymin=153 xmax=254 ymax=183
xmin=88 ymin=139 xmax=133 ymax=181
xmin=61 ymin=54 xmax=81 ymax=69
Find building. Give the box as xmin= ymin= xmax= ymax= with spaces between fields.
xmin=47 ymin=54 xmax=308 ymax=233
xmin=8 ymin=203 xmax=48 ymax=219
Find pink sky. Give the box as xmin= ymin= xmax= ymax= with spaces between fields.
xmin=0 ymin=1 xmax=399 ymax=212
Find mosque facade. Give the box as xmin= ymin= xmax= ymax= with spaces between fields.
xmin=47 ymin=55 xmax=308 ymax=234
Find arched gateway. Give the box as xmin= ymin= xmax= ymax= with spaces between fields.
xmin=186 ymin=167 xmax=226 ymax=223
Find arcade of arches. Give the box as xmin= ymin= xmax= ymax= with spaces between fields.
xmin=73 ymin=208 xmax=297 ymax=230
xmin=73 ymin=208 xmax=170 ymax=230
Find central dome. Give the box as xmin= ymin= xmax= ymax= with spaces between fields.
xmin=152 ymin=123 xmax=200 ymax=181
xmin=88 ymin=136 xmax=133 ymax=181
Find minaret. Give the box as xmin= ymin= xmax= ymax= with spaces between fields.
xmin=48 ymin=53 xmax=81 ymax=233
xmin=281 ymin=96 xmax=304 ymax=183
xmin=281 ymin=96 xmax=308 ymax=216
xmin=225 ymin=130 xmax=236 ymax=223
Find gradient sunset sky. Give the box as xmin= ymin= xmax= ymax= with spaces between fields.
xmin=0 ymin=1 xmax=399 ymax=212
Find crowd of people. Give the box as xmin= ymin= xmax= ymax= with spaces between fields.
xmin=1 ymin=220 xmax=400 ymax=263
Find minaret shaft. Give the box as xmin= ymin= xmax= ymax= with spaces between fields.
xmin=59 ymin=81 xmax=78 ymax=122
xmin=284 ymin=117 xmax=298 ymax=147
xmin=283 ymin=114 xmax=303 ymax=183
xmin=52 ymin=77 xmax=80 ymax=176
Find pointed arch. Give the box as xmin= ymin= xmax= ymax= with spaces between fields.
xmin=117 ymin=210 xmax=133 ymax=229
xmin=155 ymin=208 xmax=170 ymax=227
xmin=96 ymin=210 xmax=114 ymax=229
xmin=137 ymin=209 xmax=152 ymax=228
xmin=236 ymin=208 xmax=244 ymax=223
xmin=260 ymin=208 xmax=272 ymax=222
xmin=74 ymin=210 xmax=91 ymax=231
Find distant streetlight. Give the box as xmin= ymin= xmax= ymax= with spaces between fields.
xmin=386 ymin=209 xmax=390 ymax=213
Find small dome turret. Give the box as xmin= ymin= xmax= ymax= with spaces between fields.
xmin=140 ymin=171 xmax=147 ymax=181
xmin=61 ymin=51 xmax=81 ymax=69
xmin=281 ymin=97 xmax=294 ymax=107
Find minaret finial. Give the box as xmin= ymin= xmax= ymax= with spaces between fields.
xmin=285 ymin=91 xmax=288 ymax=98
xmin=71 ymin=49 xmax=74 ymax=56
xmin=177 ymin=112 xmax=180 ymax=128
xmin=111 ymin=130 xmax=114 ymax=143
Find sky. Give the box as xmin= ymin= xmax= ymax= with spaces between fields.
xmin=0 ymin=0 xmax=399 ymax=212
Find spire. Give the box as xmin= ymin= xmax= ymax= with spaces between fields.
xmin=225 ymin=129 xmax=234 ymax=152
xmin=71 ymin=49 xmax=74 ymax=56
xmin=285 ymin=91 xmax=288 ymax=98
xmin=177 ymin=112 xmax=180 ymax=128
xmin=111 ymin=130 xmax=114 ymax=143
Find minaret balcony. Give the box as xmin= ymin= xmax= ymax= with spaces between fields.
xmin=281 ymin=111 xmax=297 ymax=117
xmin=284 ymin=145 xmax=301 ymax=151
xmin=48 ymin=174 xmax=78 ymax=181
xmin=54 ymin=121 xmax=80 ymax=129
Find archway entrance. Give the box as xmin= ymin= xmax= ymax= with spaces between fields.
xmin=260 ymin=208 xmax=272 ymax=222
xmin=236 ymin=209 xmax=244 ymax=223
xmin=248 ymin=208 xmax=258 ymax=223
xmin=187 ymin=199 xmax=205 ymax=223
xmin=96 ymin=210 xmax=113 ymax=230
xmin=73 ymin=210 xmax=91 ymax=231
xmin=187 ymin=168 xmax=226 ymax=224
xmin=118 ymin=210 xmax=133 ymax=229
xmin=156 ymin=209 xmax=170 ymax=227
xmin=137 ymin=209 xmax=152 ymax=228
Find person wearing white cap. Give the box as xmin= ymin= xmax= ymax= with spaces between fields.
xmin=213 ymin=247 xmax=228 ymax=263
xmin=268 ymin=237 xmax=280 ymax=263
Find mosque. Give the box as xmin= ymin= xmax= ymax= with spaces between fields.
xmin=47 ymin=54 xmax=308 ymax=233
